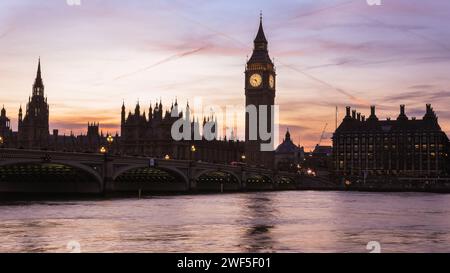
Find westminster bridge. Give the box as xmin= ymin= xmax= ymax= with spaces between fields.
xmin=0 ymin=148 xmax=311 ymax=195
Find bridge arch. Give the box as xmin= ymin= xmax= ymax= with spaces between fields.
xmin=113 ymin=164 xmax=189 ymax=185
xmin=246 ymin=173 xmax=273 ymax=184
xmin=0 ymin=159 xmax=103 ymax=185
xmin=276 ymin=175 xmax=296 ymax=184
xmin=194 ymin=169 xmax=241 ymax=185
xmin=194 ymin=169 xmax=242 ymax=191
xmin=0 ymin=161 xmax=103 ymax=193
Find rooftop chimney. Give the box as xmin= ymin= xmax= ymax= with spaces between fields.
xmin=397 ymin=104 xmax=408 ymax=121
xmin=346 ymin=106 xmax=351 ymax=117
xmin=368 ymin=105 xmax=378 ymax=121
xmin=53 ymin=129 xmax=59 ymax=144
xmin=424 ymin=104 xmax=437 ymax=121
xmin=352 ymin=110 xmax=356 ymax=119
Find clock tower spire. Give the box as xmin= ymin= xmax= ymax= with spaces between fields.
xmin=244 ymin=14 xmax=276 ymax=169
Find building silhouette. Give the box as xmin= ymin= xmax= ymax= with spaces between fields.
xmin=0 ymin=106 xmax=13 ymax=146
xmin=0 ymin=58 xmax=244 ymax=163
xmin=275 ymin=129 xmax=304 ymax=171
xmin=244 ymin=15 xmax=276 ymax=169
xmin=333 ymin=105 xmax=450 ymax=179
xmin=18 ymin=58 xmax=50 ymax=149
xmin=119 ymin=98 xmax=244 ymax=162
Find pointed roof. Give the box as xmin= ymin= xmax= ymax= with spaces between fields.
xmin=254 ymin=12 xmax=268 ymax=44
xmin=33 ymin=57 xmax=44 ymax=88
xmin=37 ymin=57 xmax=41 ymax=78
xmin=248 ymin=13 xmax=272 ymax=65
xmin=285 ymin=128 xmax=291 ymax=141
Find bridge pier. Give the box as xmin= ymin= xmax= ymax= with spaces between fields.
xmin=187 ymin=162 xmax=197 ymax=191
xmin=102 ymin=154 xmax=115 ymax=193
xmin=241 ymin=170 xmax=248 ymax=190
xmin=189 ymin=178 xmax=197 ymax=191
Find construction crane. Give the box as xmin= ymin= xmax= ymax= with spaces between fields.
xmin=317 ymin=123 xmax=328 ymax=147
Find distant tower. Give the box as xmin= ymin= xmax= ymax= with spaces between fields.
xmin=244 ymin=14 xmax=276 ymax=168
xmin=0 ymin=106 xmax=12 ymax=143
xmin=18 ymin=105 xmax=23 ymax=125
xmin=135 ymin=100 xmax=140 ymax=116
xmin=87 ymin=122 xmax=100 ymax=138
xmin=18 ymin=58 xmax=50 ymax=149
xmin=121 ymin=101 xmax=126 ymax=136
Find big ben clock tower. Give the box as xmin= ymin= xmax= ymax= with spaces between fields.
xmin=245 ymin=14 xmax=276 ymax=169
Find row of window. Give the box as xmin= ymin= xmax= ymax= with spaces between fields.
xmin=337 ymin=161 xmax=442 ymax=170
xmin=335 ymin=135 xmax=446 ymax=145
xmin=336 ymin=144 xmax=445 ymax=152
xmin=337 ymin=152 xmax=446 ymax=158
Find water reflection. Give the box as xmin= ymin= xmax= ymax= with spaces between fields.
xmin=241 ymin=193 xmax=276 ymax=252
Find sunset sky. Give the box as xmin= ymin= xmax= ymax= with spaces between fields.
xmin=1 ymin=0 xmax=450 ymax=150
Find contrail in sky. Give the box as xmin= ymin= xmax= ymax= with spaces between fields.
xmin=279 ymin=62 xmax=370 ymax=106
xmin=0 ymin=27 xmax=14 ymax=39
xmin=111 ymin=46 xmax=209 ymax=82
xmin=290 ymin=0 xmax=358 ymax=20
xmin=361 ymin=15 xmax=450 ymax=53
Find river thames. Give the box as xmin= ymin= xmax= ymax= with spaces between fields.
xmin=1 ymin=191 xmax=450 ymax=253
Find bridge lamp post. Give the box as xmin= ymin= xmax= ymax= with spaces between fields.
xmin=164 ymin=154 xmax=170 ymax=160
xmin=241 ymin=154 xmax=246 ymax=162
xmin=100 ymin=145 xmax=110 ymax=194
xmin=106 ymin=135 xmax=114 ymax=154
xmin=0 ymin=136 xmax=3 ymax=147
xmin=191 ymin=145 xmax=196 ymax=161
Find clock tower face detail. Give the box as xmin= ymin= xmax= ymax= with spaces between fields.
xmin=245 ymin=15 xmax=276 ymax=168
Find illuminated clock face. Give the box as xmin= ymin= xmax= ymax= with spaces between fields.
xmin=269 ymin=75 xmax=275 ymax=88
xmin=249 ymin=73 xmax=262 ymax=87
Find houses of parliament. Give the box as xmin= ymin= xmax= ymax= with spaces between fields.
xmin=0 ymin=56 xmax=247 ymax=164
xmin=0 ymin=17 xmax=285 ymax=169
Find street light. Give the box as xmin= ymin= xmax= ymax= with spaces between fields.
xmin=107 ymin=135 xmax=114 ymax=145
xmin=0 ymin=136 xmax=3 ymax=146
xmin=190 ymin=145 xmax=196 ymax=161
xmin=100 ymin=146 xmax=107 ymax=154
xmin=164 ymin=154 xmax=170 ymax=160
xmin=106 ymin=134 xmax=114 ymax=154
xmin=241 ymin=154 xmax=246 ymax=161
